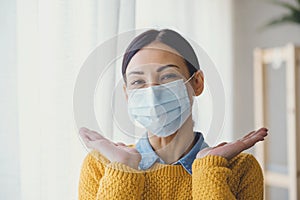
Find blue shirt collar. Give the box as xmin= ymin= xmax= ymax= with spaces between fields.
xmin=135 ymin=132 xmax=209 ymax=175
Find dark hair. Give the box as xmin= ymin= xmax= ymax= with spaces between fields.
xmin=121 ymin=29 xmax=200 ymax=82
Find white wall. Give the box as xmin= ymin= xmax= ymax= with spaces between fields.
xmin=233 ymin=0 xmax=300 ymax=198
xmin=233 ymin=0 xmax=300 ymax=137
xmin=232 ymin=0 xmax=300 ymax=157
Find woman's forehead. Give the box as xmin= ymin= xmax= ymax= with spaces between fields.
xmin=126 ymin=43 xmax=189 ymax=75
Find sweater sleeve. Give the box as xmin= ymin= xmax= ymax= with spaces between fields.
xmin=192 ymin=155 xmax=236 ymax=200
xmin=234 ymin=154 xmax=264 ymax=200
xmin=192 ymin=153 xmax=264 ymax=200
xmin=78 ymin=150 xmax=145 ymax=200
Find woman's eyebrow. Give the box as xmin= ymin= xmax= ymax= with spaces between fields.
xmin=127 ymin=71 xmax=144 ymax=76
xmin=127 ymin=64 xmax=180 ymax=77
xmin=156 ymin=64 xmax=180 ymax=72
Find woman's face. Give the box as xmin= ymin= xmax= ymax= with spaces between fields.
xmin=123 ymin=42 xmax=204 ymax=98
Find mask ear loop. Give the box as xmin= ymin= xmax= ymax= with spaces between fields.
xmin=184 ymin=72 xmax=196 ymax=103
xmin=184 ymin=72 xmax=196 ymax=84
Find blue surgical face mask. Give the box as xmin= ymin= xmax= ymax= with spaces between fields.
xmin=127 ymin=74 xmax=194 ymax=137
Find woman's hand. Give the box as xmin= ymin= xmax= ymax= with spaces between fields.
xmin=196 ymin=127 xmax=268 ymax=161
xmin=79 ymin=127 xmax=142 ymax=170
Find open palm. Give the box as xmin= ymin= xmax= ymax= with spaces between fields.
xmin=79 ymin=127 xmax=141 ymax=170
xmin=197 ymin=127 xmax=268 ymax=160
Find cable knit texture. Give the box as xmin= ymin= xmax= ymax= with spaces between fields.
xmin=78 ymin=149 xmax=263 ymax=200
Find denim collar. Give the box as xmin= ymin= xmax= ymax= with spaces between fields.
xmin=135 ymin=132 xmax=209 ymax=175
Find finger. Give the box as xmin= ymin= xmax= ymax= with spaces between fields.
xmin=79 ymin=128 xmax=113 ymax=150
xmin=79 ymin=127 xmax=89 ymax=133
xmin=116 ymin=142 xmax=127 ymax=146
xmin=196 ymin=147 xmax=213 ymax=158
xmin=80 ymin=127 xmax=106 ymax=141
xmin=251 ymin=129 xmax=268 ymax=140
xmin=79 ymin=128 xmax=92 ymax=141
xmin=240 ymin=130 xmax=268 ymax=149
xmin=79 ymin=127 xmax=89 ymax=137
xmin=242 ymin=127 xmax=268 ymax=139
xmin=212 ymin=142 xmax=228 ymax=149
xmin=80 ymin=134 xmax=91 ymax=145
xmin=88 ymin=139 xmax=116 ymax=156
xmin=116 ymin=145 xmax=137 ymax=154
xmin=79 ymin=135 xmax=94 ymax=148
xmin=246 ymin=131 xmax=267 ymax=144
xmin=254 ymin=127 xmax=268 ymax=137
xmin=258 ymin=127 xmax=268 ymax=132
xmin=217 ymin=142 xmax=228 ymax=146
xmin=255 ymin=127 xmax=268 ymax=135
xmin=242 ymin=131 xmax=256 ymax=139
xmin=242 ymin=128 xmax=268 ymax=141
xmin=79 ymin=130 xmax=104 ymax=149
xmin=89 ymin=130 xmax=106 ymax=140
xmin=90 ymin=139 xmax=136 ymax=161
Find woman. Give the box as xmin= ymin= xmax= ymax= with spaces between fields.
xmin=78 ymin=29 xmax=268 ymax=200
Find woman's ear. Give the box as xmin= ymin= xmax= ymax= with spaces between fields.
xmin=192 ymin=70 xmax=204 ymax=96
xmin=123 ymin=83 xmax=128 ymax=101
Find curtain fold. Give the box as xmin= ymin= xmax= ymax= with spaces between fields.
xmin=16 ymin=0 xmax=135 ymax=199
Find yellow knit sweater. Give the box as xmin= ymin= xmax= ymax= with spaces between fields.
xmin=78 ymin=149 xmax=263 ymax=199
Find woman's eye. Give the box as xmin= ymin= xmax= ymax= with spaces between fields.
xmin=130 ymin=80 xmax=145 ymax=85
xmin=161 ymin=73 xmax=179 ymax=80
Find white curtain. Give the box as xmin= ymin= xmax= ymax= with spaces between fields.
xmin=15 ymin=0 xmax=135 ymax=199
xmin=0 ymin=0 xmax=20 ymax=199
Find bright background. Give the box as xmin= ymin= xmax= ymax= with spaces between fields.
xmin=1 ymin=0 xmax=300 ymax=199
